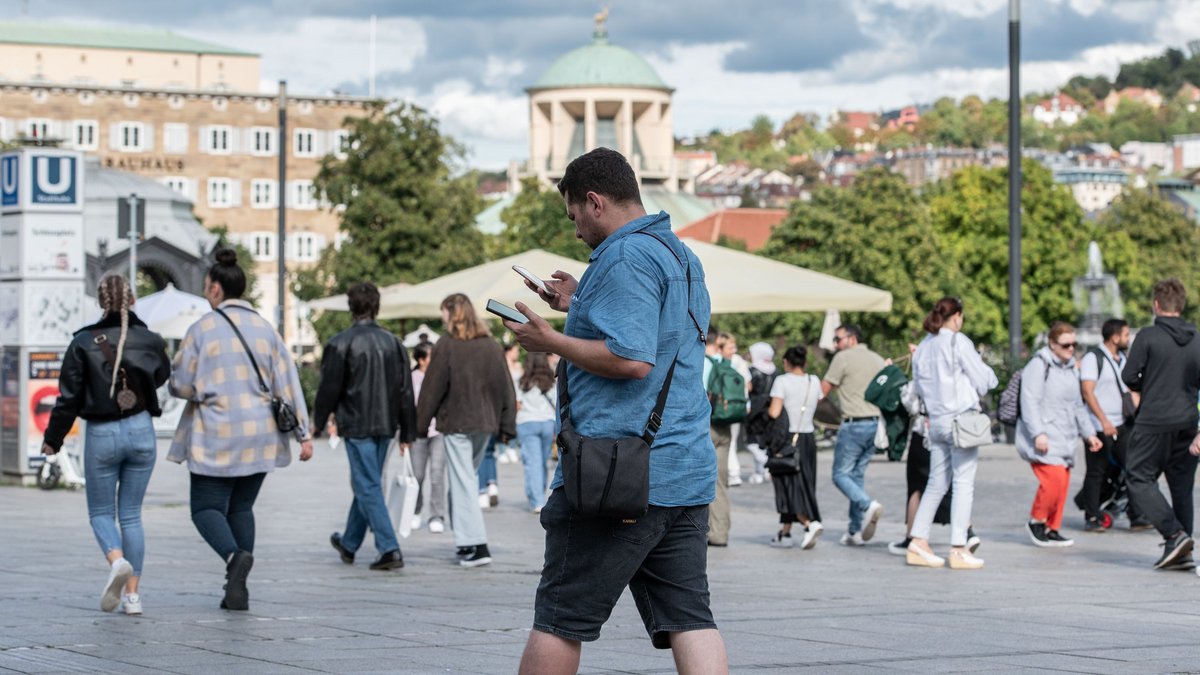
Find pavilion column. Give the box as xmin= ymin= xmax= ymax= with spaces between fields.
xmin=622 ymin=97 xmax=634 ymax=159
xmin=584 ymin=96 xmax=596 ymax=151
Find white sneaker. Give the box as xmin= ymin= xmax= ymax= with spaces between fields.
xmin=728 ymin=474 xmax=743 ymax=487
xmin=410 ymin=515 xmax=422 ymax=531
xmin=101 ymin=559 xmax=133 ymax=612
xmin=860 ymin=501 xmax=883 ymax=542
xmin=769 ymin=531 xmax=794 ymax=548
xmin=486 ymin=482 xmax=499 ymax=507
xmin=505 ymin=448 xmax=520 ymax=464
xmin=428 ymin=518 xmax=445 ymax=534
xmin=801 ymin=522 xmax=824 ymax=550
xmin=121 ymin=593 xmax=143 ymax=615
xmin=498 ymin=451 xmax=511 ymax=464
xmin=840 ymin=531 xmax=865 ymax=547
xmin=478 ymin=493 xmax=490 ymax=509
xmin=748 ymin=473 xmax=765 ymax=485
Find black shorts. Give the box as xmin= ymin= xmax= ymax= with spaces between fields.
xmin=532 ymin=489 xmax=717 ymax=649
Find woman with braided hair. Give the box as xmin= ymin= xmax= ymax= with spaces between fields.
xmin=43 ymin=274 xmax=171 ymax=615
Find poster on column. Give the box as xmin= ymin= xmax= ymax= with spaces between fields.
xmin=0 ymin=213 xmax=84 ymax=280
xmin=26 ymin=350 xmax=79 ymax=461
xmin=0 ymin=284 xmax=18 ymax=345
xmin=0 ymin=349 xmax=18 ymax=462
xmin=20 ymin=281 xmax=83 ymax=345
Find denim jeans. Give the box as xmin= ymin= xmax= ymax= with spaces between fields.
xmin=340 ymin=436 xmax=399 ymax=555
xmin=477 ymin=436 xmax=498 ymax=492
xmin=910 ymin=417 xmax=978 ymax=546
xmin=84 ymin=412 xmax=156 ymax=576
xmin=518 ymin=420 xmax=555 ymax=509
xmin=832 ymin=419 xmax=879 ymax=534
xmin=410 ymin=434 xmax=447 ymax=522
xmin=444 ymin=432 xmax=490 ymax=547
xmin=190 ymin=472 xmax=267 ymax=561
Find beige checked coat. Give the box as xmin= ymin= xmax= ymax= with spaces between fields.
xmin=168 ymin=300 xmax=311 ymax=477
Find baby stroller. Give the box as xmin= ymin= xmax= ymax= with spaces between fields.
xmin=1073 ymin=450 xmax=1132 ymax=529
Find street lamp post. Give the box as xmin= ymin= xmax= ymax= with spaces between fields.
xmin=1007 ymin=0 xmax=1022 ymax=364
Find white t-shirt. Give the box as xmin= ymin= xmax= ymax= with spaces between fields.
xmin=769 ymin=373 xmax=821 ymax=433
xmin=1079 ymin=348 xmax=1126 ymax=429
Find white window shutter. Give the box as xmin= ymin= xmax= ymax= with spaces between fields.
xmin=109 ymin=123 xmax=121 ymax=150
xmin=230 ymin=180 xmax=242 ymax=207
xmin=228 ymin=127 xmax=240 ymax=154
xmin=198 ymin=126 xmax=209 ymax=154
xmin=284 ymin=180 xmax=294 ymax=208
xmin=188 ymin=178 xmax=199 ymax=200
xmin=143 ymin=123 xmax=154 ymax=151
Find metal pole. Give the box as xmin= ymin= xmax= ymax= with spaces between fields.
xmin=128 ymin=193 xmax=138 ymax=298
xmin=277 ymin=80 xmax=287 ymax=338
xmin=1007 ymin=0 xmax=1022 ymax=364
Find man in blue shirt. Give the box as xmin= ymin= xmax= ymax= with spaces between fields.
xmin=506 ymin=148 xmax=727 ymax=674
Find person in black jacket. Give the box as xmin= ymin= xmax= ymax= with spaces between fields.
xmin=42 ymin=275 xmax=170 ymax=615
xmin=1121 ymin=278 xmax=1200 ymax=571
xmin=313 ymin=282 xmax=416 ymax=571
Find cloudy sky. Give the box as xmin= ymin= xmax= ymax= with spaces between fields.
xmin=20 ymin=0 xmax=1200 ymax=168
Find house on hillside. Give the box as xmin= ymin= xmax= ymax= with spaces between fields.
xmin=1103 ymin=87 xmax=1164 ymax=114
xmin=890 ymin=147 xmax=1008 ymax=188
xmin=694 ymin=163 xmax=802 ymax=209
xmin=833 ymin=110 xmax=878 ymax=138
xmin=1031 ymin=92 xmax=1085 ymax=125
xmin=675 ymin=208 xmax=788 ymax=252
xmin=881 ymin=105 xmax=921 ymax=131
xmin=1174 ymin=134 xmax=1200 ymax=173
xmin=1176 ymin=82 xmax=1200 ymax=112
xmin=1121 ymin=141 xmax=1172 ymax=170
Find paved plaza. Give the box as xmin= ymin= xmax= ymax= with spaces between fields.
xmin=2 ymin=439 xmax=1199 ymax=674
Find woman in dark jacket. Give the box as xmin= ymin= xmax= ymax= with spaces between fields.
xmin=416 ymin=293 xmax=516 ymax=568
xmin=42 ymin=275 xmax=170 ymax=616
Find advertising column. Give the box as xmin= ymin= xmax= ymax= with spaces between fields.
xmin=0 ymin=148 xmax=86 ymax=480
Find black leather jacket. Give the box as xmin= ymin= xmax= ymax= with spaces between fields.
xmin=43 ymin=312 xmax=171 ymax=451
xmin=313 ymin=319 xmax=417 ymax=442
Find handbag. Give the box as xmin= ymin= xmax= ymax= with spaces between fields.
xmin=949 ymin=333 xmax=991 ymax=449
xmin=555 ymin=231 xmax=704 ymax=519
xmin=384 ymin=442 xmax=420 ymax=538
xmin=215 ymin=308 xmax=300 ymax=435
xmin=91 ymin=330 xmax=142 ymax=412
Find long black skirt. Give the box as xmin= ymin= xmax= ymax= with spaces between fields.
xmin=772 ymin=432 xmax=820 ymax=523
xmin=905 ymin=429 xmax=951 ymax=525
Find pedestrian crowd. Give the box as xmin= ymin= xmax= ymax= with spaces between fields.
xmin=37 ymin=147 xmax=1200 ymax=675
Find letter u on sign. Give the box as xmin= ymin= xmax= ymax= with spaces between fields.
xmin=32 ymin=156 xmax=76 ymax=204
xmin=0 ymin=155 xmax=17 ymax=207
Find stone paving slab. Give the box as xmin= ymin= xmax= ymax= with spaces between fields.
xmin=3 ymin=439 xmax=1200 ymax=673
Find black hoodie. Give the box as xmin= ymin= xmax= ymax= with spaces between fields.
xmin=1122 ymin=316 xmax=1200 ymax=433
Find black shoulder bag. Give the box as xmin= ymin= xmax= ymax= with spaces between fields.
xmin=214 ymin=308 xmax=300 ymax=435
xmin=556 ymin=232 xmax=704 ymax=519
xmin=764 ymin=375 xmax=814 ymax=476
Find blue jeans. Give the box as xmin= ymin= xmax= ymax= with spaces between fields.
xmin=478 ymin=436 xmax=498 ymax=492
xmin=518 ymin=421 xmax=555 ymax=509
xmin=191 ymin=472 xmax=266 ymax=561
xmin=832 ymin=419 xmax=878 ymax=534
xmin=341 ymin=436 xmax=399 ymax=555
xmin=84 ymin=413 xmax=156 ymax=576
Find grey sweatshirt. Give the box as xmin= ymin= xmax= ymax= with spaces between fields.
xmin=1015 ymin=347 xmax=1094 ymax=468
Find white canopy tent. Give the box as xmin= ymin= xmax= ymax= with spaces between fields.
xmin=308 ymin=241 xmax=892 ymax=320
xmin=84 ymin=283 xmax=211 ymax=340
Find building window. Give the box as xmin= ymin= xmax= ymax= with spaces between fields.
xmin=289 ymin=180 xmax=316 ymax=209
xmin=25 ymin=118 xmax=51 ymax=140
xmin=294 ymin=128 xmax=318 ymax=157
xmin=249 ymin=232 xmax=276 ymax=261
xmin=112 ymin=121 xmax=147 ymax=152
xmin=206 ymin=125 xmax=232 ymax=154
xmin=250 ymin=179 xmax=277 ymax=208
xmin=163 ymin=123 xmax=188 ymax=153
xmin=249 ymin=127 xmax=275 ymax=156
xmin=332 ymin=129 xmax=350 ymax=158
xmin=291 ymin=233 xmax=324 ymax=262
xmin=161 ymin=176 xmax=190 ymax=198
xmin=207 ymin=178 xmax=237 ymax=208
xmin=73 ymin=120 xmax=98 ymax=150
xmin=0 ymin=119 xmax=9 ymax=142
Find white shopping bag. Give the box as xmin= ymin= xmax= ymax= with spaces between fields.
xmin=873 ymin=418 xmax=889 ymax=450
xmin=385 ymin=445 xmax=420 ymax=539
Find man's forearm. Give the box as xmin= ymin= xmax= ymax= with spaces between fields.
xmin=1081 ymin=385 xmax=1109 ymax=431
xmin=549 ymin=333 xmax=651 ymax=380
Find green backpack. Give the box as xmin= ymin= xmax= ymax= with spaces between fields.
xmin=707 ymin=357 xmax=748 ymax=424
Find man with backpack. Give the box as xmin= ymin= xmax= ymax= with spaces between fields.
xmin=704 ymin=331 xmax=747 ymax=546
xmin=1076 ymin=318 xmax=1146 ymax=532
xmin=1121 ymin=279 xmax=1200 ymax=571
xmin=822 ymin=324 xmax=886 ymax=546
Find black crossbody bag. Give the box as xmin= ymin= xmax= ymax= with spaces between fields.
xmin=215 ymin=307 xmax=300 ymax=435
xmin=556 ymin=232 xmax=705 ymax=519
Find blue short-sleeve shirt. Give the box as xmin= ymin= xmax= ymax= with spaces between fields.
xmin=550 ymin=211 xmax=716 ymax=507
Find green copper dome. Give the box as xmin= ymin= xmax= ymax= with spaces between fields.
xmin=529 ymin=31 xmax=671 ymax=92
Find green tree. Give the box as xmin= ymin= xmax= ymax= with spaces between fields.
xmin=757 ymin=167 xmax=964 ymax=355
xmin=925 ymin=160 xmax=1090 ymax=347
xmin=295 ymin=101 xmax=485 ymax=343
xmin=492 ymin=177 xmax=590 ymax=262
xmin=1092 ymin=187 xmax=1200 ymax=325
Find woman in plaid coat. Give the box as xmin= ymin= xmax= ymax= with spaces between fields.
xmin=169 ymin=248 xmax=312 ymax=610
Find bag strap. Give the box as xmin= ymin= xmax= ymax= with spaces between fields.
xmin=90 ymin=329 xmax=144 ymax=406
xmin=1092 ymin=346 xmax=1128 ymax=393
xmin=214 ymin=307 xmax=272 ymax=396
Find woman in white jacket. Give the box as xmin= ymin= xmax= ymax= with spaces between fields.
xmin=906 ymin=297 xmax=999 ymax=570
xmin=1016 ymin=321 xmax=1102 ymax=548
